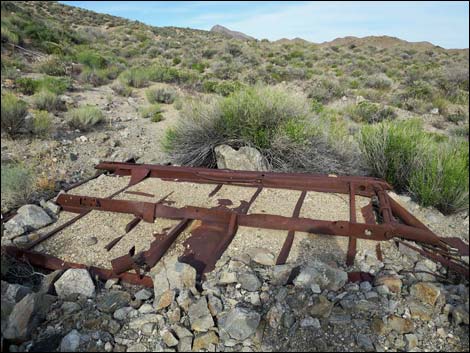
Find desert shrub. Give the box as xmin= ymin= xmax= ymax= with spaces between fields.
xmin=1 ymin=92 xmax=28 ymax=136
xmin=36 ymin=76 xmax=71 ymax=95
xmin=37 ymin=56 xmax=67 ymax=76
xmin=79 ymin=67 xmax=109 ymax=86
xmin=306 ymin=78 xmax=344 ymax=103
xmin=409 ymin=140 xmax=468 ymax=213
xmin=1 ymin=26 xmax=20 ymax=45
xmin=119 ymin=68 xmax=150 ymax=88
xmin=1 ymin=164 xmax=35 ymax=209
xmin=164 ymin=85 xmax=362 ymax=174
xmin=146 ymin=87 xmax=176 ymax=104
xmin=349 ymin=102 xmax=397 ymax=124
xmin=364 ymin=74 xmax=392 ymax=90
xmin=76 ymin=49 xmax=107 ymax=69
xmin=140 ymin=104 xmax=163 ymax=122
xmin=15 ymin=77 xmax=38 ymax=95
xmin=33 ymin=90 xmax=60 ymax=111
xmin=31 ymin=109 xmax=53 ymax=137
xmin=450 ymin=124 xmax=469 ymax=138
xmin=66 ymin=105 xmax=104 ymax=130
xmin=359 ymin=119 xmax=468 ymax=213
xmin=403 ymin=80 xmax=434 ymax=101
xmin=111 ymin=81 xmax=132 ymax=97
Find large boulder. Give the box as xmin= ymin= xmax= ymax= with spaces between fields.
xmin=4 ymin=204 xmax=54 ymax=238
xmin=3 ymin=293 xmax=56 ymax=342
xmin=151 ymin=256 xmax=196 ymax=309
xmin=54 ymin=269 xmax=96 ymax=298
xmin=215 ymin=145 xmax=268 ymax=171
xmin=218 ymin=307 xmax=261 ymax=340
xmin=293 ymin=260 xmax=348 ymax=291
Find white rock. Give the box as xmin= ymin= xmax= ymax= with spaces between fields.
xmin=54 ymin=269 xmax=95 ymax=298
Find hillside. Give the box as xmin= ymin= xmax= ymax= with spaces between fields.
xmin=1 ymin=0 xmax=469 ymax=211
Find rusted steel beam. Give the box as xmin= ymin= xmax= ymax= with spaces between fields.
xmin=346 ymin=183 xmax=357 ymax=266
xmin=277 ymin=191 xmax=307 ymax=265
xmin=95 ymin=161 xmax=391 ymax=197
xmin=3 ymin=246 xmax=153 ymax=287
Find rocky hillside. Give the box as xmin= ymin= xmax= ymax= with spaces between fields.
xmin=210 ymin=25 xmax=255 ymax=41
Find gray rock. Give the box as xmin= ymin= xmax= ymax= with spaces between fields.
xmin=39 ymin=199 xmax=61 ymax=216
xmin=151 ymin=256 xmax=196 ymax=308
xmin=308 ymin=295 xmax=333 ymax=318
xmin=113 ymin=306 xmax=135 ymax=321
xmin=3 ymin=219 xmax=26 ymax=239
xmin=188 ymin=297 xmax=214 ymax=332
xmin=61 ymin=302 xmax=81 ymax=315
xmin=360 ymin=281 xmax=372 ymax=292
xmin=300 ymin=316 xmax=320 ymax=328
xmin=219 ymin=271 xmax=238 ymax=284
xmin=356 ymin=334 xmax=374 ymax=352
xmin=4 ymin=293 xmax=55 ymax=342
xmin=207 ymin=294 xmax=223 ymax=316
xmin=7 ymin=205 xmax=53 ymax=233
xmin=247 ymin=247 xmax=275 ymax=266
xmin=238 ymin=272 xmax=261 ymax=292
xmin=173 ymin=324 xmax=193 ymax=339
xmin=135 ymin=288 xmax=153 ymax=301
xmin=54 ymin=269 xmax=95 ymax=298
xmin=294 ymin=261 xmax=347 ymax=291
xmin=60 ymin=329 xmax=81 ymax=352
xmin=97 ymin=290 xmax=131 ymax=313
xmin=161 ymin=328 xmax=179 ymax=347
xmin=177 ymin=337 xmax=193 ymax=352
xmin=219 ymin=307 xmax=261 ymax=340
xmin=4 ymin=282 xmax=32 ymax=303
xmin=270 ymin=264 xmax=295 ymax=285
xmin=127 ymin=343 xmax=148 ymax=352
xmin=215 ymin=145 xmax=268 ymax=171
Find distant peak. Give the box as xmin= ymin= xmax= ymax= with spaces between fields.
xmin=210 ymin=24 xmax=255 ymax=41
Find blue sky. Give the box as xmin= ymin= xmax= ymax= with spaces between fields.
xmin=60 ymin=1 xmax=469 ymax=49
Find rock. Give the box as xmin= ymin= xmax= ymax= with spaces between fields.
xmin=207 ymin=294 xmax=223 ymax=317
xmin=4 ymin=283 xmax=32 ymax=303
xmin=300 ymin=316 xmax=320 ymax=328
xmin=215 ymin=145 xmax=268 ymax=171
xmin=247 ymin=247 xmax=275 ymax=266
xmin=329 ymin=313 xmax=352 ymax=325
xmin=356 ymin=334 xmax=374 ymax=352
xmin=192 ymin=331 xmax=219 ymax=351
xmin=139 ymin=303 xmax=154 ymax=314
xmin=219 ymin=307 xmax=261 ymax=340
xmin=104 ymin=342 xmax=113 ymax=352
xmin=85 ymin=236 xmax=98 ymax=246
xmin=62 ymin=301 xmax=81 ymax=315
xmin=238 ymin=272 xmax=262 ymax=292
xmin=54 ymin=269 xmax=95 ymax=298
xmin=408 ymin=300 xmax=433 ymax=321
xmin=451 ymin=304 xmax=469 ymax=325
xmin=410 ymin=282 xmax=441 ymax=306
xmin=104 ymin=278 xmax=119 ymax=290
xmin=188 ymin=297 xmax=214 ymax=332
xmin=167 ymin=307 xmax=181 ymax=324
xmin=360 ymin=281 xmax=372 ymax=292
xmin=414 ymin=260 xmax=437 ymax=281
xmin=293 ymin=261 xmax=347 ymax=291
xmin=178 ymin=337 xmax=193 ymax=352
xmin=151 ymin=256 xmax=196 ymax=308
xmin=135 ymin=288 xmax=153 ymax=301
xmin=310 ymin=283 xmax=321 ymax=294
xmin=270 ymin=264 xmax=295 ymax=285
xmin=176 ymin=289 xmax=194 ymax=312
xmin=60 ymin=329 xmax=81 ymax=352
xmin=39 ymin=270 xmax=63 ymax=294
xmin=3 ymin=219 xmax=26 ymax=239
xmin=430 ymin=107 xmax=439 ymax=115
xmin=173 ymin=325 xmax=193 ymax=339
xmin=3 ymin=293 xmax=55 ymax=342
xmin=356 ymin=96 xmax=366 ymax=104
xmin=155 ymin=289 xmax=175 ymax=311
xmin=14 ymin=205 xmax=53 ymax=230
xmin=398 ymin=242 xmax=420 ymax=261
xmin=97 ymin=290 xmax=131 ymax=313
xmin=39 ymin=199 xmax=61 ymax=216
xmin=219 ymin=271 xmax=238 ymax=284
xmin=374 ymin=274 xmax=402 ymax=294
xmin=266 ymin=304 xmax=283 ymax=329
xmin=127 ymin=343 xmax=148 ymax=352
xmin=387 ymin=315 xmax=414 ymax=334
xmin=371 ymin=317 xmax=387 ymax=335
xmin=113 ymin=306 xmax=135 ymax=321
xmin=161 ymin=328 xmax=179 ymax=347
xmin=405 ymin=334 xmax=418 ymax=350
xmin=308 ymin=295 xmax=333 ymax=318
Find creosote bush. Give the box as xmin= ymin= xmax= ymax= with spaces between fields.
xmin=1 ymin=92 xmax=28 ymax=136
xmin=1 ymin=163 xmax=35 ymax=210
xmin=66 ymin=105 xmax=104 ymax=130
xmin=359 ymin=119 xmax=468 ymax=214
xmin=164 ymin=85 xmax=362 ymax=175
xmin=32 ymin=109 xmax=53 ymax=137
xmin=33 ymin=89 xmax=60 ymax=111
xmin=349 ymin=101 xmax=397 ymax=124
xmin=146 ymin=87 xmax=176 ymax=104
xmin=140 ymin=104 xmax=163 ymax=122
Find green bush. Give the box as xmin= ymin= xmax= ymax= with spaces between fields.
xmin=33 ymin=90 xmax=60 ymax=111
xmin=307 ymin=78 xmax=344 ymax=104
xmin=66 ymin=105 xmax=104 ymax=130
xmin=1 ymin=164 xmax=35 ymax=209
xmin=140 ymin=104 xmax=163 ymax=122
xmin=76 ymin=50 xmax=107 ymax=69
xmin=16 ymin=77 xmax=38 ymax=95
xmin=359 ymin=119 xmax=469 ymax=213
xmin=32 ymin=109 xmax=53 ymax=137
xmin=146 ymin=87 xmax=176 ymax=104
xmin=119 ymin=68 xmax=150 ymax=88
xmin=364 ymin=74 xmax=392 ymax=90
xmin=1 ymin=92 xmax=28 ymax=136
xmin=36 ymin=76 xmax=71 ymax=95
xmin=349 ymin=102 xmax=397 ymax=124
xmin=37 ymin=56 xmax=67 ymax=76
xmin=164 ymin=85 xmax=362 ymax=174
xmin=111 ymin=81 xmax=132 ymax=97
xmin=79 ymin=67 xmax=109 ymax=86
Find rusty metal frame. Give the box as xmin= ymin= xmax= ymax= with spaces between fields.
xmin=3 ymin=161 xmax=469 ymax=282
